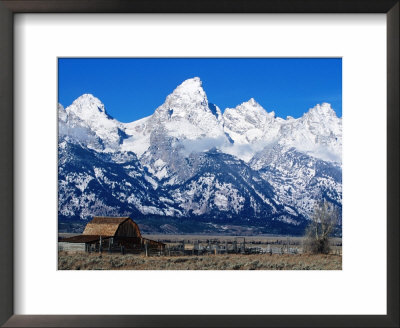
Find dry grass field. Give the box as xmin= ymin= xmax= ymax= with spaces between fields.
xmin=58 ymin=251 xmax=341 ymax=270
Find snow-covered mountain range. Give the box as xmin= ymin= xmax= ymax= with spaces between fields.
xmin=58 ymin=77 xmax=342 ymax=234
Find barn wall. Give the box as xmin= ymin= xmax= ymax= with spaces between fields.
xmin=58 ymin=242 xmax=86 ymax=252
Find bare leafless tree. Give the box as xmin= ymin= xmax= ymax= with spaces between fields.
xmin=303 ymin=200 xmax=339 ymax=254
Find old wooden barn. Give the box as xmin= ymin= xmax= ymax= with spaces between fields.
xmin=59 ymin=216 xmax=165 ymax=253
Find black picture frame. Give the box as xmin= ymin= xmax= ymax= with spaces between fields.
xmin=0 ymin=1 xmax=398 ymax=327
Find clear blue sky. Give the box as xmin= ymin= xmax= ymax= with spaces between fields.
xmin=58 ymin=58 xmax=342 ymax=123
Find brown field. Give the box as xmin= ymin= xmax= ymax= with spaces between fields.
xmin=58 ymin=251 xmax=341 ymax=270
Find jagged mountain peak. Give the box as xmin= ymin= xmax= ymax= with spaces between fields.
xmin=304 ymin=102 xmax=338 ymax=120
xmin=65 ymin=93 xmax=114 ymax=125
xmin=233 ymin=98 xmax=276 ymax=118
xmin=222 ymin=98 xmax=279 ymax=147
xmin=163 ymin=77 xmax=208 ymax=109
xmin=149 ymin=77 xmax=225 ymax=139
xmin=70 ymin=93 xmax=106 ymax=113
xmin=170 ymin=77 xmax=205 ymax=100
xmin=247 ymin=97 xmax=257 ymax=105
xmin=241 ymin=97 xmax=260 ymax=108
xmin=238 ymin=97 xmax=260 ymax=108
xmin=174 ymin=77 xmax=203 ymax=93
xmin=61 ymin=94 xmax=127 ymax=151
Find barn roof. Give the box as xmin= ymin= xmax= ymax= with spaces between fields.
xmin=82 ymin=216 xmax=133 ymax=237
xmin=90 ymin=216 xmax=130 ymax=225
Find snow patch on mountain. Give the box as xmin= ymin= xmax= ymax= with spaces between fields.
xmin=121 ymin=116 xmax=151 ymax=156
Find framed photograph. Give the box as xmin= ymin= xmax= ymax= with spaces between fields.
xmin=57 ymin=57 xmax=343 ymax=270
xmin=0 ymin=0 xmax=398 ymax=327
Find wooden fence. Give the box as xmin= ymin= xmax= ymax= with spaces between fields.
xmin=59 ymin=237 xmax=342 ymax=256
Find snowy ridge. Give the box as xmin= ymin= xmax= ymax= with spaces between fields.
xmin=60 ymin=94 xmax=128 ymax=152
xmin=145 ymin=77 xmax=227 ymax=142
xmin=58 ymin=77 xmax=342 ymax=233
xmin=223 ymin=100 xmax=341 ymax=163
xmin=59 ymin=78 xmax=341 ymax=164
xmin=223 ymin=98 xmax=279 ymax=145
